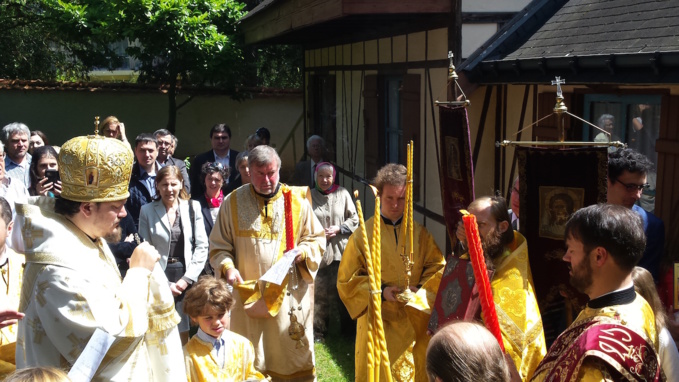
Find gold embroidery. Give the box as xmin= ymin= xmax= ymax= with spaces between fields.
xmin=36 ymin=281 xmax=50 ymax=307
xmin=26 ymin=318 xmax=44 ymax=344
xmin=145 ymin=331 xmax=168 ymax=356
xmin=67 ymin=333 xmax=88 ymax=359
xmin=21 ymin=217 xmax=44 ymax=249
xmin=390 ymin=343 xmax=416 ymax=382
xmin=70 ymin=294 xmax=95 ymax=321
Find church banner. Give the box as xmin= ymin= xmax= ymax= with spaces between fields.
xmin=517 ymin=146 xmax=608 ymax=344
xmin=438 ymin=105 xmax=475 ymax=244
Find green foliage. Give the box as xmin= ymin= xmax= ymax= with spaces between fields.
xmin=0 ymin=0 xmax=301 ymax=130
xmin=0 ymin=0 xmax=114 ymax=80
xmin=245 ymin=44 xmax=303 ymax=89
xmin=110 ymin=0 xmax=247 ymax=88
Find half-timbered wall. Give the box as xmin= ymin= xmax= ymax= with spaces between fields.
xmin=304 ymin=27 xmax=450 ymax=250
xmin=468 ymin=83 xmax=679 ymax=241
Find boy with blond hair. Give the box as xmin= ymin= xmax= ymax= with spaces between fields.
xmin=183 ymin=276 xmax=267 ymax=382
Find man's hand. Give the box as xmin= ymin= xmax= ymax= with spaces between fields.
xmin=0 ymin=308 xmax=24 ymax=328
xmin=169 ymin=283 xmax=182 ymax=297
xmin=383 ymin=286 xmax=402 ymax=302
xmin=285 ymin=248 xmax=306 ymax=264
xmin=225 ymin=268 xmax=243 ymax=285
xmin=455 ymin=221 xmax=467 ymax=246
xmin=129 ymin=242 xmax=160 ymax=271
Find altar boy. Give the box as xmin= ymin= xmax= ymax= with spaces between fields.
xmin=183 ymin=276 xmax=267 ymax=382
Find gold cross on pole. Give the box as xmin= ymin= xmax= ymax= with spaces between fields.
xmin=551 ymin=76 xmax=565 ymax=98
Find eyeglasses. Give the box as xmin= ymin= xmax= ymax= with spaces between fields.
xmin=613 ymin=178 xmax=649 ymax=192
xmin=212 ymin=135 xmax=229 ymax=141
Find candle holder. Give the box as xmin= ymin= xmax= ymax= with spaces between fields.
xmin=396 ymin=261 xmax=415 ymax=303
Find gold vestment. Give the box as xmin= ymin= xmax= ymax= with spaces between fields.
xmin=0 ymin=247 xmax=24 ymax=377
xmin=338 ymin=216 xmax=445 ymax=382
xmin=209 ymin=184 xmax=325 ymax=381
xmin=184 ymin=329 xmax=267 ymax=382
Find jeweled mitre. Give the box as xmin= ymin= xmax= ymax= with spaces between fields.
xmin=58 ymin=135 xmax=133 ymax=202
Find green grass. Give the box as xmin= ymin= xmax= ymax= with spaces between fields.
xmin=314 ymin=308 xmax=355 ymax=381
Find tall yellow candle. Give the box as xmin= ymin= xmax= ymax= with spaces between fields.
xmin=408 ymin=141 xmax=414 ymax=266
xmin=353 ymin=191 xmax=376 ymax=381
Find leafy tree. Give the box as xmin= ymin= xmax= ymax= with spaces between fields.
xmin=0 ymin=0 xmax=116 ymax=80
xmin=27 ymin=0 xmax=247 ymax=132
xmin=113 ymin=0 xmax=247 ymax=132
xmin=1 ymin=0 xmax=302 ymax=132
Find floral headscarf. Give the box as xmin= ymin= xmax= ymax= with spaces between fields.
xmin=314 ymin=162 xmax=339 ymax=195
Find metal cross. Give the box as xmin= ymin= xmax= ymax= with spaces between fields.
xmin=551 ymin=76 xmax=565 ymax=98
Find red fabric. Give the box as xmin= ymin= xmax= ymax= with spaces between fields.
xmin=658 ymin=266 xmax=675 ymax=313
xmin=205 ymin=189 xmax=224 ymax=208
xmin=284 ymin=190 xmax=294 ymax=251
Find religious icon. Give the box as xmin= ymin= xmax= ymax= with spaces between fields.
xmin=86 ymin=167 xmax=99 ymax=187
xmin=538 ymin=186 xmax=584 ymax=240
xmin=445 ymin=136 xmax=462 ymax=181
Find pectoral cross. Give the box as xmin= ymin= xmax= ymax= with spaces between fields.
xmin=551 ymin=76 xmax=565 ymax=98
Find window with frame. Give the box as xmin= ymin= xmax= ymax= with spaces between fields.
xmin=584 ymin=94 xmax=661 ymax=212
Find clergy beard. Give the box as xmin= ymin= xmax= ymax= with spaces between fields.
xmin=569 ymin=252 xmax=594 ymax=294
xmin=481 ymin=226 xmax=505 ymax=259
xmin=104 ymin=226 xmax=122 ymax=243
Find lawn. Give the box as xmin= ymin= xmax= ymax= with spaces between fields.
xmin=314 ymin=310 xmax=355 ymax=381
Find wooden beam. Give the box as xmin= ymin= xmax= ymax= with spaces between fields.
xmin=506 ymin=84 xmax=530 ymax=201
xmin=343 ymin=0 xmax=450 ymax=14
xmin=472 ymin=86 xmax=493 ymax=170
xmin=243 ymin=0 xmax=343 ymax=44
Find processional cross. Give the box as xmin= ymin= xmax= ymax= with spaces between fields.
xmin=551 ymin=76 xmax=565 ymax=98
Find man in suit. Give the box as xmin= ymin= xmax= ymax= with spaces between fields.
xmin=126 ymin=133 xmax=161 ymax=228
xmin=154 ymin=129 xmax=190 ymax=194
xmin=190 ymin=124 xmax=238 ymax=199
xmin=290 ymin=135 xmax=325 ymax=188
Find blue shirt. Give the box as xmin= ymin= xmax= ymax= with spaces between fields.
xmin=195 ymin=328 xmax=226 ymax=368
xmin=633 ymin=204 xmax=665 ymax=281
xmin=138 ymin=163 xmax=159 ymax=199
xmin=4 ymin=153 xmax=31 ymax=189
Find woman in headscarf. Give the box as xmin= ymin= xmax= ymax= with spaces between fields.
xmin=310 ymin=162 xmax=358 ymax=342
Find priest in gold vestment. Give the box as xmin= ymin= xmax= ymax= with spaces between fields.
xmin=210 ymin=145 xmax=325 ymax=381
xmin=531 ymin=204 xmax=662 ymax=381
xmin=0 ymin=196 xmax=24 ymax=378
xmin=14 ymin=135 xmax=186 ymax=381
xmin=457 ymin=196 xmax=546 ymax=380
xmin=338 ymin=164 xmax=445 ymax=382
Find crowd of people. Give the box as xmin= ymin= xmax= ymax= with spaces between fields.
xmin=0 ymin=117 xmax=674 ymax=382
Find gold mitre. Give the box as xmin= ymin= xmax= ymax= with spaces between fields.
xmin=59 ymin=135 xmax=134 ymax=202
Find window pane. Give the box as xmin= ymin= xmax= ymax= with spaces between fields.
xmin=590 ymin=103 xmax=623 ymax=149
xmin=628 ymin=103 xmax=660 ymax=212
